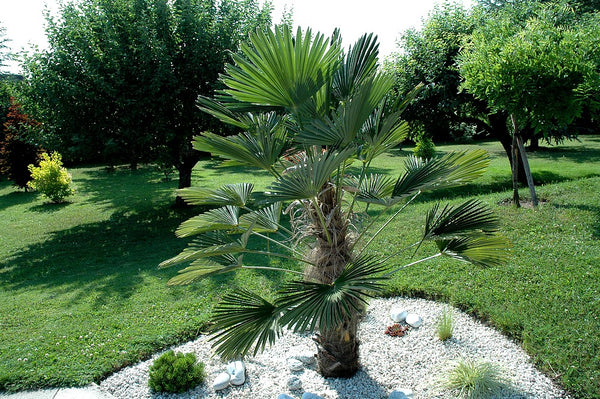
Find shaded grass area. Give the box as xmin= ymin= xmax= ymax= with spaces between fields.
xmin=0 ymin=137 xmax=599 ymax=397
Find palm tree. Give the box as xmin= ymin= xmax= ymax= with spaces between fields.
xmin=160 ymin=26 xmax=509 ymax=378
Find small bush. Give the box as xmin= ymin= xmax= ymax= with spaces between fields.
xmin=436 ymin=307 xmax=455 ymax=341
xmin=441 ymin=358 xmax=509 ymax=399
xmin=148 ymin=350 xmax=205 ymax=393
xmin=27 ymin=152 xmax=74 ymax=203
xmin=413 ymin=133 xmax=436 ymax=160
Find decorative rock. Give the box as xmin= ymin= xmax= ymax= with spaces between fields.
xmin=389 ymin=388 xmax=414 ymax=399
xmin=405 ymin=313 xmax=422 ymax=328
xmin=287 ymin=376 xmax=303 ymax=391
xmin=287 ymin=358 xmax=304 ymax=372
xmin=277 ymin=395 xmax=294 ymax=399
xmin=227 ymin=360 xmax=246 ymax=385
xmin=301 ymin=393 xmax=325 ymax=399
xmin=390 ymin=307 xmax=408 ymax=322
xmin=212 ymin=372 xmax=231 ymax=391
xmin=294 ymin=353 xmax=316 ymax=365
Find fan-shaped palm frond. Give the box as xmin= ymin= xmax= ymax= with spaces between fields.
xmin=209 ymin=289 xmax=282 ymax=360
xmin=167 ymin=255 xmax=243 ymax=286
xmin=177 ymin=183 xmax=254 ymax=207
xmin=159 ymin=228 xmax=252 ymax=269
xmin=332 ymin=33 xmax=379 ymax=100
xmin=277 ymin=256 xmax=387 ymax=332
xmin=344 ymin=173 xmax=396 ymax=206
xmin=423 ymin=200 xmax=499 ymax=241
xmin=239 ymin=202 xmax=283 ymax=233
xmin=175 ymin=206 xmax=241 ymax=238
xmin=296 ymin=73 xmax=395 ymax=147
xmin=266 ymin=147 xmax=355 ymax=201
xmin=436 ymin=235 xmax=511 ymax=267
xmin=393 ymin=150 xmax=490 ymax=198
xmin=193 ymin=113 xmax=288 ymax=172
xmin=222 ymin=26 xmax=341 ymax=109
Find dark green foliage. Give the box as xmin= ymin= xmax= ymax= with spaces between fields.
xmin=148 ymin=350 xmax=205 ymax=393
xmin=22 ymin=0 xmax=271 ymax=192
xmin=0 ymin=99 xmax=42 ymax=188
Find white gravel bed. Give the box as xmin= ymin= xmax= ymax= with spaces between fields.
xmin=100 ymin=297 xmax=568 ymax=399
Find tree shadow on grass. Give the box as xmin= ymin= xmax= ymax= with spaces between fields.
xmin=75 ymin=165 xmax=177 ymax=212
xmin=0 ymin=205 xmax=195 ymax=303
xmin=30 ymin=202 xmax=71 ymax=213
xmin=530 ymin=145 xmax=600 ymax=164
xmin=0 ymin=203 xmax=290 ymax=306
xmin=0 ymin=189 xmax=38 ymax=211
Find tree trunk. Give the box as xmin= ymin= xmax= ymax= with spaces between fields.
xmin=174 ymin=150 xmax=201 ymax=208
xmin=307 ymin=183 xmax=361 ymax=378
xmin=314 ymin=313 xmax=361 ymax=377
xmin=490 ymin=112 xmax=528 ymax=186
xmin=511 ymin=131 xmax=521 ymax=208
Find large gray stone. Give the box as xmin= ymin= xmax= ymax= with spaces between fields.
xmin=227 ymin=360 xmax=246 ymax=385
xmin=390 ymin=307 xmax=408 ymax=322
xmin=287 ymin=376 xmax=302 ymax=391
xmin=287 ymin=358 xmax=304 ymax=372
xmin=405 ymin=313 xmax=422 ymax=328
xmin=277 ymin=395 xmax=294 ymax=399
xmin=212 ymin=372 xmax=231 ymax=391
xmin=389 ymin=388 xmax=414 ymax=399
xmin=301 ymin=393 xmax=324 ymax=399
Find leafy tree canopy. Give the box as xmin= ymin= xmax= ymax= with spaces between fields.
xmin=460 ymin=1 xmax=600 ymax=135
xmin=22 ymin=0 xmax=271 ymax=195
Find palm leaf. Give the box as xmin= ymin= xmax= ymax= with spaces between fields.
xmin=266 ymin=147 xmax=355 ymax=201
xmin=332 ymin=32 xmax=379 ymax=100
xmin=277 ymin=256 xmax=387 ymax=332
xmin=210 ymin=289 xmax=282 ymax=360
xmin=436 ymin=235 xmax=511 ymax=267
xmin=222 ymin=26 xmax=341 ymax=109
xmin=361 ymin=111 xmax=409 ymax=162
xmin=392 ymin=150 xmax=490 ymax=198
xmin=296 ymin=73 xmax=395 ymax=147
xmin=175 ymin=206 xmax=241 ymax=238
xmin=239 ymin=202 xmax=283 ymax=233
xmin=167 ymin=255 xmax=243 ymax=286
xmin=423 ymin=200 xmax=499 ymax=241
xmin=192 ymin=112 xmax=287 ymax=171
xmin=345 ymin=173 xmax=397 ymax=205
xmin=159 ymin=228 xmax=251 ymax=269
xmin=177 ymin=183 xmax=254 ymax=207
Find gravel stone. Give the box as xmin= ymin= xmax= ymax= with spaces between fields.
xmin=100 ymin=297 xmax=569 ymax=399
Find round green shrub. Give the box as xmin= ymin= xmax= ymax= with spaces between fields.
xmin=413 ymin=133 xmax=436 ymax=160
xmin=27 ymin=152 xmax=75 ymax=203
xmin=148 ymin=350 xmax=205 ymax=393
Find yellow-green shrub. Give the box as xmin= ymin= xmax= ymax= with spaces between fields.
xmin=27 ymin=152 xmax=75 ymax=203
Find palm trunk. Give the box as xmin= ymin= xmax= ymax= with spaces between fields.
xmin=313 ymin=312 xmax=361 ymax=377
xmin=306 ymin=183 xmax=361 ymax=378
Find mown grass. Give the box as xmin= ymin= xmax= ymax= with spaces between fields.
xmin=0 ymin=137 xmax=598 ymax=397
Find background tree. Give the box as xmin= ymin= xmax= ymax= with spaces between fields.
xmin=161 ymin=26 xmax=508 ymax=377
xmin=22 ymin=0 xmax=271 ymax=201
xmin=0 ymin=99 xmax=43 ymax=189
xmin=387 ymin=3 xmax=524 ymax=184
xmin=459 ymin=1 xmax=600 ymax=204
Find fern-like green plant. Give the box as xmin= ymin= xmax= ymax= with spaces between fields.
xmin=148 ymin=350 xmax=205 ymax=393
xmin=442 ymin=358 xmax=509 ymax=398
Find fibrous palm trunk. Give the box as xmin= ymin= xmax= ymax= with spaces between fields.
xmin=306 ymin=183 xmax=362 ymax=378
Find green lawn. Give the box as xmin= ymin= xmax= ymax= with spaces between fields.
xmin=0 ymin=137 xmax=598 ymax=397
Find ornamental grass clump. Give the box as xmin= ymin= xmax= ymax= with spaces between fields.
xmin=161 ymin=25 xmax=509 ymax=378
xmin=148 ymin=350 xmax=205 ymax=393
xmin=27 ymin=152 xmax=74 ymax=203
xmin=442 ymin=358 xmax=509 ymax=398
xmin=436 ymin=307 xmax=455 ymax=341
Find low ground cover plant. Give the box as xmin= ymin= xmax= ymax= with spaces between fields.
xmin=148 ymin=350 xmax=205 ymax=393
